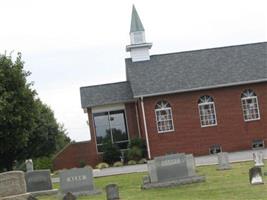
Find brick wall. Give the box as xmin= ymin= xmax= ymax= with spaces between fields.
xmin=53 ymin=103 xmax=140 ymax=170
xmin=142 ymin=82 xmax=267 ymax=158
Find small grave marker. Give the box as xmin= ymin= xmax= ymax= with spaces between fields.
xmin=217 ymin=152 xmax=231 ymax=170
xmin=249 ymin=167 xmax=264 ymax=185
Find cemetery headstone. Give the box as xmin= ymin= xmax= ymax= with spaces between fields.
xmin=217 ymin=152 xmax=231 ymax=170
xmin=154 ymin=153 xmax=188 ymax=182
xmin=60 ymin=167 xmax=101 ymax=196
xmin=186 ymin=154 xmax=196 ymax=176
xmin=25 ymin=159 xmax=34 ymax=172
xmin=147 ymin=160 xmax=158 ymax=183
xmin=253 ymin=151 xmax=264 ymax=167
xmin=106 ymin=184 xmax=120 ymax=200
xmin=0 ymin=171 xmax=30 ymax=199
xmin=143 ymin=153 xmax=205 ymax=189
xmin=249 ymin=166 xmax=264 ymax=185
xmin=25 ymin=170 xmax=52 ymax=192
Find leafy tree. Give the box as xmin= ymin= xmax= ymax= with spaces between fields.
xmin=0 ymin=53 xmax=36 ymax=170
xmin=0 ymin=53 xmax=70 ymax=171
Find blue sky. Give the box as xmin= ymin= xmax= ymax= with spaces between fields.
xmin=0 ymin=0 xmax=266 ymax=141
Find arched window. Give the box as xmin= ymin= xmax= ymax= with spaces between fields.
xmin=241 ymin=89 xmax=260 ymax=121
xmin=155 ymin=100 xmax=174 ymax=133
xmin=198 ymin=95 xmax=217 ymax=127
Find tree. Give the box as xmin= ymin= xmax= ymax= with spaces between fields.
xmin=0 ymin=53 xmax=36 ymax=170
xmin=0 ymin=53 xmax=70 ymax=171
xmin=23 ymin=99 xmax=71 ymax=159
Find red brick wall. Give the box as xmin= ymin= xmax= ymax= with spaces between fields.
xmin=125 ymin=102 xmax=140 ymax=139
xmin=53 ymin=103 xmax=142 ymax=170
xmin=142 ymin=82 xmax=267 ymax=158
xmin=53 ymin=140 xmax=98 ymax=170
xmin=53 ymin=108 xmax=99 ymax=170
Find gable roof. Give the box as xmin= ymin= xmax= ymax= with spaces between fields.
xmin=126 ymin=42 xmax=267 ymax=97
xmin=80 ymin=81 xmax=134 ymax=108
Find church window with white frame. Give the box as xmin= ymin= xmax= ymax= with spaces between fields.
xmin=198 ymin=95 xmax=217 ymax=127
xmin=155 ymin=100 xmax=174 ymax=133
xmin=241 ymin=89 xmax=260 ymax=121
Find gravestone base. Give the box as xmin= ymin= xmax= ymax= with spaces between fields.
xmin=59 ymin=189 xmax=102 ymax=198
xmin=30 ymin=189 xmax=59 ymax=197
xmin=141 ymin=175 xmax=205 ymax=189
xmin=1 ymin=193 xmax=31 ymax=200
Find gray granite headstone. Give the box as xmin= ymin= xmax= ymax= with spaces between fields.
xmin=186 ymin=154 xmax=196 ymax=176
xmin=253 ymin=151 xmax=264 ymax=167
xmin=217 ymin=152 xmax=231 ymax=170
xmin=249 ymin=167 xmax=264 ymax=185
xmin=60 ymin=167 xmax=101 ymax=196
xmin=25 ymin=159 xmax=34 ymax=172
xmin=0 ymin=171 xmax=30 ymax=199
xmin=106 ymin=184 xmax=120 ymax=200
xmin=25 ymin=170 xmax=52 ymax=192
xmin=147 ymin=160 xmax=158 ymax=183
xmin=154 ymin=153 xmax=188 ymax=182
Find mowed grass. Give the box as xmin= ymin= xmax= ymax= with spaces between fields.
xmin=39 ymin=161 xmax=267 ymax=200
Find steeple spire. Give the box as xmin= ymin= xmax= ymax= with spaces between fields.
xmin=126 ymin=5 xmax=152 ymax=62
xmin=130 ymin=5 xmax=144 ymax=33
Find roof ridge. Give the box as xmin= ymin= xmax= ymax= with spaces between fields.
xmin=125 ymin=41 xmax=267 ymax=61
xmin=80 ymin=81 xmax=128 ymax=89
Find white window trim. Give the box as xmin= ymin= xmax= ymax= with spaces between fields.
xmin=198 ymin=102 xmax=218 ymax=128
xmin=155 ymin=107 xmax=175 ymax=133
xmin=241 ymin=96 xmax=261 ymax=122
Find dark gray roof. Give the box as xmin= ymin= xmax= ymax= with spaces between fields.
xmin=80 ymin=81 xmax=134 ymax=108
xmin=126 ymin=42 xmax=267 ymax=97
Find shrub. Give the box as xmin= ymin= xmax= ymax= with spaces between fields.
xmin=79 ymin=160 xmax=86 ymax=168
xmin=127 ymin=138 xmax=147 ymax=159
xmin=127 ymin=146 xmax=143 ymax=161
xmin=113 ymin=161 xmax=123 ymax=167
xmin=128 ymin=160 xmax=137 ymax=165
xmin=96 ymin=162 xmax=109 ymax=169
xmin=137 ymin=158 xmax=147 ymax=164
xmin=34 ymin=156 xmax=53 ymax=171
xmin=102 ymin=140 xmax=121 ymax=165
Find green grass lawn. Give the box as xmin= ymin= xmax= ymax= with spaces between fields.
xmin=39 ymin=161 xmax=267 ymax=200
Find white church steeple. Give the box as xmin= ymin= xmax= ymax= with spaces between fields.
xmin=126 ymin=5 xmax=152 ymax=62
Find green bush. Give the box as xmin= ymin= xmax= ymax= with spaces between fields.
xmin=127 ymin=138 xmax=147 ymax=159
xmin=34 ymin=156 xmax=53 ymax=171
xmin=113 ymin=161 xmax=123 ymax=167
xmin=128 ymin=160 xmax=137 ymax=165
xmin=96 ymin=162 xmax=109 ymax=169
xmin=137 ymin=158 xmax=147 ymax=164
xmin=79 ymin=160 xmax=86 ymax=168
xmin=102 ymin=140 xmax=121 ymax=165
xmin=127 ymin=146 xmax=143 ymax=161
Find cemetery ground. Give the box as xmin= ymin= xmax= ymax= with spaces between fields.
xmin=38 ymin=161 xmax=267 ymax=200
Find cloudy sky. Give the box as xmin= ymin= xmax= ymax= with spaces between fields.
xmin=0 ymin=0 xmax=266 ymax=141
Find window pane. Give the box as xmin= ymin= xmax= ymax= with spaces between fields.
xmin=109 ymin=111 xmax=129 ymax=143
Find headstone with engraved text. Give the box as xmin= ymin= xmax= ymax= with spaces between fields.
xmin=0 ymin=171 xmax=30 ymax=199
xmin=25 ymin=170 xmax=53 ymax=192
xmin=60 ymin=167 xmax=101 ymax=196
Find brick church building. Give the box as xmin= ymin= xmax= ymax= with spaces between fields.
xmin=53 ymin=6 xmax=267 ymax=170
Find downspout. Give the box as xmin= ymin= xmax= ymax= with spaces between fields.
xmin=140 ymin=97 xmax=151 ymax=159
